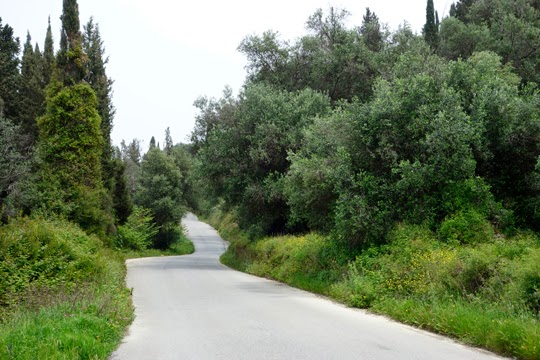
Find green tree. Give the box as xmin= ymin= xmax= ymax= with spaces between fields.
xmin=120 ymin=139 xmax=142 ymax=197
xmin=37 ymin=83 xmax=110 ymax=234
xmin=83 ymin=18 xmax=115 ymax=172
xmin=450 ymin=0 xmax=476 ymax=22
xmin=423 ymin=0 xmax=439 ymax=49
xmin=164 ymin=127 xmax=173 ymax=155
xmin=43 ymin=16 xmax=56 ymax=86
xmin=360 ymin=8 xmax=384 ymax=52
xmin=111 ymin=157 xmax=132 ymax=224
xmin=149 ymin=136 xmax=156 ymax=150
xmin=440 ymin=0 xmax=540 ymax=83
xmin=19 ymin=32 xmax=45 ymax=145
xmin=136 ymin=147 xmax=185 ymax=248
xmin=57 ymin=0 xmax=86 ymax=85
xmin=197 ymin=83 xmax=330 ymax=236
xmin=239 ymin=8 xmax=379 ymax=102
xmin=0 ymin=117 xmax=31 ymax=220
xmin=0 ymin=18 xmax=21 ymax=123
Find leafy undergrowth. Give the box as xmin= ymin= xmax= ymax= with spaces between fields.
xmin=209 ymin=209 xmax=540 ymax=360
xmin=0 ymin=217 xmax=133 ymax=360
xmin=120 ymin=231 xmax=194 ymax=259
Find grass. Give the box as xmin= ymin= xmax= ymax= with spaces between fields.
xmin=208 ymin=208 xmax=540 ymax=360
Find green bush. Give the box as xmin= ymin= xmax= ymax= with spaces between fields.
xmin=438 ymin=209 xmax=495 ymax=244
xmin=516 ymin=250 xmax=540 ymax=314
xmin=154 ymin=223 xmax=183 ymax=250
xmin=115 ymin=206 xmax=158 ymax=251
xmin=0 ymin=217 xmax=105 ymax=314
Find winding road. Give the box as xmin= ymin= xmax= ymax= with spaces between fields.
xmin=110 ymin=213 xmax=506 ymax=360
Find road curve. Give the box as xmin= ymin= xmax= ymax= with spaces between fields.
xmin=111 ymin=213 xmax=506 ymax=360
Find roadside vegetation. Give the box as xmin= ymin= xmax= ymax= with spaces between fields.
xmin=210 ymin=208 xmax=540 ymax=359
xmin=0 ymin=1 xmax=194 ymax=358
xmin=2 ymin=0 xmax=540 ymax=358
xmin=193 ymin=1 xmax=540 ymax=359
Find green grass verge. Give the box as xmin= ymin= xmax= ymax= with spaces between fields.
xmin=208 ymin=209 xmax=540 ymax=360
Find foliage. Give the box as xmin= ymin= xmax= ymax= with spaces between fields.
xmin=0 ymin=117 xmax=32 ymax=220
xmin=0 ymin=18 xmax=21 ymax=123
xmin=115 ymin=206 xmax=157 ymax=251
xmin=213 ymin=207 xmax=540 ymax=359
xmin=57 ymin=0 xmax=86 ymax=85
xmin=423 ymin=0 xmax=439 ymax=49
xmin=37 ymin=82 xmax=111 ymax=235
xmin=19 ymin=32 xmax=45 ymax=145
xmin=135 ymin=147 xmax=186 ymax=248
xmin=238 ymin=8 xmax=382 ymax=103
xmin=0 ymin=217 xmax=132 ymax=359
xmin=196 ymin=83 xmax=330 ymax=237
xmin=0 ymin=217 xmax=100 ymax=310
xmin=441 ymin=0 xmax=540 ymax=83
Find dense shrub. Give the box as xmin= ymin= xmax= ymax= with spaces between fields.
xmin=0 ymin=217 xmax=104 ymax=312
xmin=115 ymin=206 xmax=158 ymax=251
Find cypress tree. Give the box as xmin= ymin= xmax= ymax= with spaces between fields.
xmin=83 ymin=18 xmax=117 ymax=211
xmin=57 ymin=0 xmax=86 ymax=85
xmin=37 ymin=0 xmax=113 ymax=234
xmin=0 ymin=18 xmax=21 ymax=122
xmin=20 ymin=32 xmax=45 ymax=144
xmin=423 ymin=0 xmax=439 ymax=49
xmin=164 ymin=127 xmax=173 ymax=155
xmin=43 ymin=16 xmax=55 ymax=86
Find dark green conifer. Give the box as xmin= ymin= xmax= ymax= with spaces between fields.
xmin=423 ymin=0 xmax=439 ymax=49
xmin=164 ymin=127 xmax=173 ymax=155
xmin=83 ymin=18 xmax=116 ymax=205
xmin=43 ymin=16 xmax=55 ymax=86
xmin=360 ymin=7 xmax=383 ymax=52
xmin=20 ymin=32 xmax=45 ymax=144
xmin=57 ymin=0 xmax=86 ymax=85
xmin=0 ymin=18 xmax=21 ymax=122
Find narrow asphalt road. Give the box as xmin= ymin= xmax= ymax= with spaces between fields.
xmin=110 ymin=213 xmax=506 ymax=360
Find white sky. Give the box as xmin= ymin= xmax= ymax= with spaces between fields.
xmin=2 ymin=0 xmax=449 ymax=148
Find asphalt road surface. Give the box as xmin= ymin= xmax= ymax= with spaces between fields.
xmin=110 ymin=213 xmax=507 ymax=360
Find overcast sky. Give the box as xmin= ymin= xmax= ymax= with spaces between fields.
xmin=2 ymin=0 xmax=449 ymax=148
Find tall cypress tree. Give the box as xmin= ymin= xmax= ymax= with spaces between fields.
xmin=164 ymin=127 xmax=173 ymax=155
xmin=20 ymin=32 xmax=45 ymax=144
xmin=37 ymin=0 xmax=113 ymax=234
xmin=57 ymin=0 xmax=86 ymax=85
xmin=83 ymin=19 xmax=115 ymax=189
xmin=423 ymin=0 xmax=439 ymax=50
xmin=43 ymin=16 xmax=56 ymax=86
xmin=0 ymin=18 xmax=21 ymax=122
